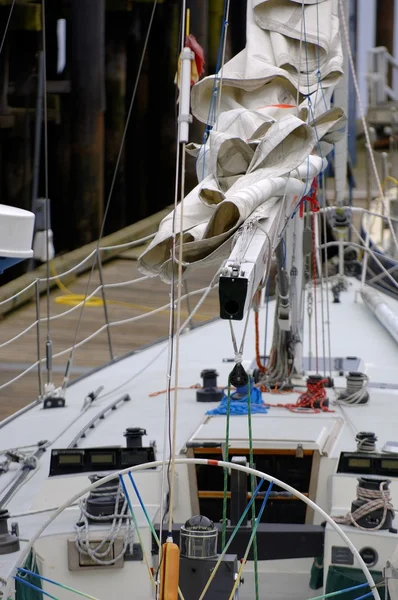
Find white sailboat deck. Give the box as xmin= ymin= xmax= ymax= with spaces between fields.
xmin=1 ymin=276 xmax=398 ymax=596
xmin=0 ymin=277 xmax=397 ymax=509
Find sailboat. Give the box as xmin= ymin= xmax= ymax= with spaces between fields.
xmin=1 ymin=1 xmax=398 ymax=600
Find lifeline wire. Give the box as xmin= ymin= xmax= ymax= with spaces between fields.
xmin=61 ymin=0 xmax=158 ymax=391
xmin=0 ymin=0 xmax=15 ymax=56
xmin=42 ymin=0 xmax=52 ymax=386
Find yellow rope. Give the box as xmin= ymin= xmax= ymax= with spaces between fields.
xmin=49 ymin=263 xmax=211 ymax=320
xmin=382 ymin=176 xmax=398 ymax=190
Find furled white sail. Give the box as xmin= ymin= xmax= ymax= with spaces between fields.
xmin=138 ymin=0 xmax=345 ymax=282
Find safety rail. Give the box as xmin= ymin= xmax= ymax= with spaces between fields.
xmin=0 ymin=205 xmax=397 ymax=400
xmin=367 ymin=47 xmax=398 ymax=106
xmin=0 ymin=235 xmax=220 ymax=399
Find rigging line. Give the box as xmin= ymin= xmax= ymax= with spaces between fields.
xmin=61 ymin=0 xmax=158 ymax=391
xmin=296 ymin=1 xmax=305 ymax=113
xmin=159 ymin=0 xmax=185 ymax=553
xmin=338 ymin=0 xmax=398 ymax=256
xmin=0 ymin=0 xmax=15 ymax=56
xmin=221 ymin=376 xmax=232 ymax=550
xmin=124 ymin=478 xmax=185 ymax=600
xmin=263 ymin=277 xmax=270 ymax=359
xmin=199 ymin=0 xmax=230 ymax=179
xmin=167 ymin=142 xmax=187 ymax=536
xmin=314 ymin=0 xmax=330 ymax=376
xmin=160 ymin=128 xmax=181 ymax=556
xmin=118 ymin=475 xmax=157 ymax=593
xmin=41 ymin=0 xmax=52 ymax=386
xmin=215 ymin=0 xmax=231 ymax=126
xmin=166 ymin=0 xmax=188 ymax=539
xmin=198 ymin=478 xmax=266 ymax=600
xmin=227 ymin=481 xmax=274 ymax=600
xmin=315 ymin=0 xmax=328 ymax=113
xmin=312 ymin=212 xmax=319 ymax=373
xmin=317 ymin=208 xmax=327 ymax=376
xmin=247 ymin=380 xmax=259 ymax=600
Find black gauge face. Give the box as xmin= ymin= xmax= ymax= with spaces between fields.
xmin=337 ymin=452 xmax=398 ymax=476
xmin=90 ymin=453 xmax=115 ymax=464
xmin=347 ymin=458 xmax=371 ymax=469
xmin=381 ymin=459 xmax=398 ymax=470
xmin=360 ymin=547 xmax=378 ymax=568
xmin=58 ymin=454 xmax=83 ymax=465
xmin=49 ymin=446 xmax=156 ymax=476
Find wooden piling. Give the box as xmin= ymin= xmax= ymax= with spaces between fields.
xmin=104 ymin=11 xmax=129 ymax=234
xmin=70 ymin=0 xmax=105 ymax=246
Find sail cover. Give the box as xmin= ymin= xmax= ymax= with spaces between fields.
xmin=138 ymin=0 xmax=346 ymax=282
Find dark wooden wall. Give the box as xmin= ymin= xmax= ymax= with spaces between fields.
xmin=0 ymin=0 xmax=247 ymax=262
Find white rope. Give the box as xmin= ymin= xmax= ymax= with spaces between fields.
xmin=334 ymin=481 xmax=393 ymax=532
xmin=39 ymin=250 xmax=97 ymax=283
xmin=338 ymin=0 xmax=398 ymax=255
xmin=75 ymin=482 xmax=133 ymax=566
xmin=335 ymin=373 xmax=369 ymax=406
xmin=103 ymin=275 xmax=149 ymax=289
xmin=0 ymin=281 xmax=37 ymax=307
xmin=99 ymin=232 xmax=156 ymax=252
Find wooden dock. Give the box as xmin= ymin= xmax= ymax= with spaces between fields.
xmin=0 ymin=244 xmax=220 ymax=420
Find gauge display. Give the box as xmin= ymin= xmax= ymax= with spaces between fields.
xmin=90 ymin=453 xmax=115 ymax=464
xmin=58 ymin=454 xmax=83 ymax=465
xmin=347 ymin=458 xmax=371 ymax=468
xmin=381 ymin=459 xmax=398 ymax=470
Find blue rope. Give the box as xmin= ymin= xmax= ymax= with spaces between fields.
xmin=14 ymin=576 xmax=59 ymax=600
xmin=354 ymin=592 xmax=375 ymax=600
xmin=206 ymin=378 xmax=268 ymax=415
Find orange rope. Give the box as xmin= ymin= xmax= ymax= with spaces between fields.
xmin=149 ymin=384 xmax=201 ymax=397
xmin=254 ymin=290 xmax=267 ymax=373
xmin=264 ymin=378 xmax=334 ymax=413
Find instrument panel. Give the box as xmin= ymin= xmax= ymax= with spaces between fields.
xmin=337 ymin=451 xmax=398 ymax=476
xmin=49 ymin=446 xmax=156 ymax=476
